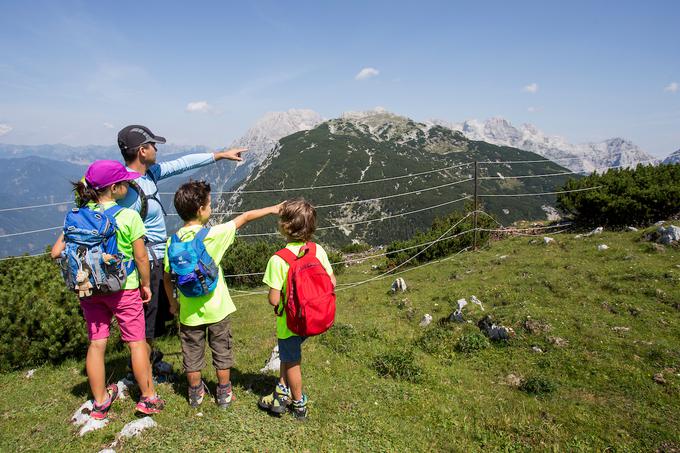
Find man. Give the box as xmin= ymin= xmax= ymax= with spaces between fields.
xmin=116 ymin=125 xmax=246 ymax=377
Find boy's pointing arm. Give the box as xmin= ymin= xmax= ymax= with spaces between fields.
xmin=233 ymin=203 xmax=283 ymax=230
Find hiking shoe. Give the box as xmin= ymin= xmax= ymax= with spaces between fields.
xmin=216 ymin=382 xmax=234 ymax=410
xmin=90 ymin=384 xmax=119 ymax=420
xmin=188 ymin=381 xmax=209 ymax=408
xmin=258 ymin=385 xmax=291 ymax=415
xmin=291 ymin=394 xmax=308 ymax=421
xmin=135 ymin=395 xmax=165 ymax=415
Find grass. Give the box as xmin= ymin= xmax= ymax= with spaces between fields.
xmin=1 ymin=229 xmax=679 ymax=451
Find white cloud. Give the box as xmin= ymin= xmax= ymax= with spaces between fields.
xmin=103 ymin=122 xmax=115 ymax=129
xmin=527 ymin=106 xmax=540 ymax=113
xmin=664 ymin=82 xmax=678 ymax=93
xmin=355 ymin=67 xmax=380 ymax=80
xmin=0 ymin=123 xmax=13 ymax=136
xmin=186 ymin=101 xmax=212 ymax=113
xmin=523 ymin=83 xmax=539 ymax=93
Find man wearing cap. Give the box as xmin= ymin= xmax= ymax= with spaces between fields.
xmin=116 ymin=125 xmax=245 ymax=374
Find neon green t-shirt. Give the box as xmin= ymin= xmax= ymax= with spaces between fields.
xmin=87 ymin=201 xmax=146 ymax=290
xmin=164 ymin=221 xmax=237 ymax=327
xmin=262 ymin=242 xmax=334 ymax=339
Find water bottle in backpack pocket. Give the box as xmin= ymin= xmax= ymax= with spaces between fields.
xmin=58 ymin=205 xmax=135 ymax=297
xmin=167 ymin=228 xmax=219 ymax=297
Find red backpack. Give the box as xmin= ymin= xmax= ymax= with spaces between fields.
xmin=275 ymin=242 xmax=336 ymax=336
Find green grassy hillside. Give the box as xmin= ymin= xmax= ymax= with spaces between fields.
xmin=1 ymin=228 xmax=678 ymax=451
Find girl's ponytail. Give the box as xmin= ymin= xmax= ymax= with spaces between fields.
xmin=72 ymin=178 xmax=103 ymax=207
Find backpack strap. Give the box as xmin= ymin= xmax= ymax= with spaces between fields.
xmin=275 ymin=248 xmax=298 ymax=265
xmin=302 ymin=242 xmax=316 ymax=257
xmin=103 ymin=205 xmax=124 ymax=217
xmin=194 ymin=227 xmax=210 ymax=243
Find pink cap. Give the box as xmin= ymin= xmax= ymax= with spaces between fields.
xmin=84 ymin=160 xmax=141 ymax=190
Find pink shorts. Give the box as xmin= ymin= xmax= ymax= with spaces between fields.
xmin=80 ymin=290 xmax=146 ymax=342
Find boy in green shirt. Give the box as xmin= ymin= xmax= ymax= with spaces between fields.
xmin=259 ymin=198 xmax=336 ymax=420
xmin=163 ymin=180 xmax=280 ymax=409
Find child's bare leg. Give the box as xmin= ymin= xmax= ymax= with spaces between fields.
xmin=284 ymin=361 xmax=302 ymax=401
xmin=129 ymin=340 xmax=155 ymax=398
xmin=278 ymin=362 xmax=288 ymax=387
xmin=216 ymin=368 xmax=231 ymax=386
xmin=86 ymin=339 xmax=108 ymax=404
xmin=187 ymin=371 xmax=202 ymax=387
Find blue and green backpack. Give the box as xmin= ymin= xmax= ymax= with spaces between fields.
xmin=167 ymin=228 xmax=219 ymax=297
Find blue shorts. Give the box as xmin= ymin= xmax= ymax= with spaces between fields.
xmin=278 ymin=336 xmax=307 ymax=363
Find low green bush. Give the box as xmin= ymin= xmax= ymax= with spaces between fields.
xmin=341 ymin=242 xmax=371 ymax=254
xmin=372 ymin=348 xmax=423 ymax=382
xmin=519 ymin=376 xmax=557 ymax=395
xmin=456 ymin=332 xmax=490 ymax=354
xmin=0 ymin=255 xmax=89 ymax=371
xmin=415 ymin=324 xmax=459 ymax=357
xmin=557 ymin=164 xmax=680 ymax=228
xmin=318 ymin=322 xmax=358 ymax=354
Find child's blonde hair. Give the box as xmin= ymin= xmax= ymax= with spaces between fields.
xmin=278 ymin=198 xmax=316 ymax=242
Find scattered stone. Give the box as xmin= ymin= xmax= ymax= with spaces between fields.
xmin=116 ymin=377 xmax=135 ymax=400
xmin=71 ymin=400 xmax=94 ymax=427
xmin=548 ymin=336 xmax=569 ymax=348
xmin=371 ymin=265 xmax=378 ymax=270
xmin=658 ymin=225 xmax=680 ymax=245
xmin=531 ymin=346 xmax=544 ymax=354
xmin=574 ymin=234 xmax=583 ymax=239
xmin=523 ymin=316 xmax=552 ymax=334
xmin=650 ymin=243 xmax=666 ymax=253
xmin=628 ymin=226 xmax=638 ymax=232
xmin=79 ymin=417 xmax=109 ymax=437
xmin=111 ymin=417 xmax=157 ymax=447
xmin=477 ymin=315 xmax=515 ymax=341
xmin=502 ymin=209 xmax=510 ymax=215
xmin=612 ymin=326 xmax=630 ymax=333
xmin=98 ymin=449 xmax=116 ymax=453
xmin=597 ymin=244 xmax=609 ymax=251
xmin=543 ymin=237 xmax=555 ymax=245
xmin=260 ymin=345 xmax=280 ymax=374
xmin=391 ymin=277 xmax=407 ymax=293
xmin=445 ymin=297 xmax=484 ymax=323
xmin=653 ymin=373 xmax=667 ymax=385
xmin=196 ymin=412 xmax=204 ymax=417
xmin=585 ymin=227 xmax=604 ymax=236
xmin=470 ymin=295 xmax=484 ymax=310
xmin=419 ymin=314 xmax=433 ymax=327
xmin=25 ymin=369 xmax=36 ymax=379
xmin=498 ymin=255 xmax=508 ymax=260
xmin=655 ymin=221 xmax=665 ymax=226
xmin=505 ymin=373 xmax=522 ymax=387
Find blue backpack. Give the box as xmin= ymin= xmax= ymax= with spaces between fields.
xmin=167 ymin=228 xmax=219 ymax=297
xmin=58 ymin=205 xmax=135 ymax=297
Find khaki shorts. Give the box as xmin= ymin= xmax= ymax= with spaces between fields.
xmin=179 ymin=316 xmax=234 ymax=372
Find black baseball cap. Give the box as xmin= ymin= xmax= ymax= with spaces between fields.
xmin=117 ymin=125 xmax=166 ymax=151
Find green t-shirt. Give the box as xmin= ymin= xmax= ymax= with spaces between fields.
xmin=164 ymin=221 xmax=237 ymax=327
xmin=262 ymin=242 xmax=334 ymax=339
xmin=87 ymin=201 xmax=146 ymax=290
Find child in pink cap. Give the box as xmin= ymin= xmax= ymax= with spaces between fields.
xmin=51 ymin=160 xmax=164 ymax=419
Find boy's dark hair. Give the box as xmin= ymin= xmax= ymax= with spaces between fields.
xmin=278 ymin=198 xmax=316 ymax=242
xmin=174 ymin=180 xmax=211 ymax=221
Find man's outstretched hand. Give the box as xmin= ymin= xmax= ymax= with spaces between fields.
xmin=215 ymin=147 xmax=248 ymax=162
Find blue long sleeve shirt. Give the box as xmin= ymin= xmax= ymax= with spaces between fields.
xmin=119 ymin=153 xmax=216 ymax=259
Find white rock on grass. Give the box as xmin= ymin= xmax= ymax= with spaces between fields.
xmin=419 ymin=314 xmax=433 ymax=327
xmin=628 ymin=226 xmax=639 ymax=232
xmin=116 ymin=377 xmax=135 ymax=400
xmin=111 ymin=417 xmax=157 ymax=447
xmin=586 ymin=227 xmax=604 ymax=236
xmin=98 ymin=449 xmax=116 ymax=453
xmin=470 ymin=295 xmax=484 ymax=310
xmin=597 ymin=244 xmax=609 ymax=251
xmin=71 ymin=400 xmax=94 ymax=427
xmin=79 ymin=418 xmax=109 ymax=436
xmin=658 ymin=225 xmax=680 ymax=245
xmin=543 ymin=237 xmax=555 ymax=244
xmin=25 ymin=369 xmax=36 ymax=379
xmin=391 ymin=277 xmax=407 ymax=292
xmin=260 ymin=345 xmax=280 ymax=374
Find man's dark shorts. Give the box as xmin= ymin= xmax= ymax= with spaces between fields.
xmin=278 ymin=335 xmax=307 ymax=363
xmin=144 ymin=261 xmax=171 ymax=340
xmin=179 ymin=315 xmax=234 ymax=372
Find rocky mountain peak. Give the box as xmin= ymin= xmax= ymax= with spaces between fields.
xmin=663 ymin=149 xmax=680 ymax=164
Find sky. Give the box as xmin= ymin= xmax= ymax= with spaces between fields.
xmin=0 ymin=0 xmax=678 ymax=157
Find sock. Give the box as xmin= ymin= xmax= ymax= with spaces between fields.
xmin=293 ymin=395 xmax=307 ymax=406
xmin=218 ymin=382 xmax=232 ymax=391
xmin=277 ymin=383 xmax=289 ymax=394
